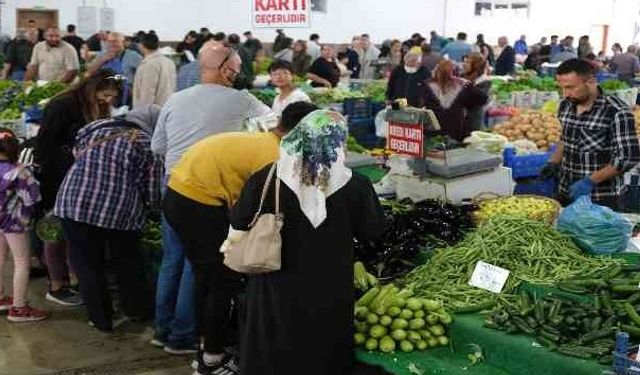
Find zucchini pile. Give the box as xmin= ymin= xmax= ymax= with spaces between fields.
xmin=354 ymin=284 xmax=452 ymax=354
xmin=485 ymin=264 xmax=640 ymax=363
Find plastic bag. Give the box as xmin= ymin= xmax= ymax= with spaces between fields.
xmin=557 ymin=196 xmax=632 ymax=255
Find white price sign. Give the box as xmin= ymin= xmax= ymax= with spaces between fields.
xmin=469 ymin=261 xmax=510 ymax=293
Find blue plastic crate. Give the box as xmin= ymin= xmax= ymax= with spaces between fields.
xmin=343 ymin=98 xmax=372 ymax=119
xmin=503 ymin=145 xmax=556 ymax=179
xmin=514 ymin=178 xmax=556 ymax=198
xmin=348 ymin=117 xmax=375 ymax=141
xmin=597 ymin=72 xmax=619 ymax=83
xmin=357 ymin=134 xmax=383 ymax=149
xmin=371 ymin=101 xmax=386 ymax=116
xmin=613 ymin=331 xmax=640 ymax=375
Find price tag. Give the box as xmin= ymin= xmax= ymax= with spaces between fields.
xmin=469 ymin=261 xmax=511 ymax=293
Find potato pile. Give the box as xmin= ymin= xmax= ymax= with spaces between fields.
xmin=492 ymin=111 xmax=562 ymax=151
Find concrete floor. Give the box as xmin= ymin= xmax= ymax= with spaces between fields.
xmin=0 ymin=263 xmax=193 ymax=375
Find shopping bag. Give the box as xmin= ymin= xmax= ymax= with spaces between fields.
xmin=557 ymin=196 xmax=632 ymax=255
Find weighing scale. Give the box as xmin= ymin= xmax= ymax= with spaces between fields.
xmin=385 ymin=108 xmax=502 ymax=179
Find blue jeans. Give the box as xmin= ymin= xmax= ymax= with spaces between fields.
xmin=154 ymin=181 xmax=197 ymax=348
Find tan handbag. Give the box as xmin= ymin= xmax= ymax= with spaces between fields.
xmin=223 ymin=164 xmax=283 ymax=274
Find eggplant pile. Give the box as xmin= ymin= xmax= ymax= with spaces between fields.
xmin=354 ymin=199 xmax=474 ymax=280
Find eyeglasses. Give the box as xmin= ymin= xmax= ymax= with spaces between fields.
xmin=218 ymin=45 xmax=240 ymax=75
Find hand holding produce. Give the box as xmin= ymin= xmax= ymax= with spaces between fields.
xmin=569 ymin=178 xmax=595 ymax=200
xmin=354 ymin=261 xmax=379 ymax=291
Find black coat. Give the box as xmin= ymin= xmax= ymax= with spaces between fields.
xmin=346 ymin=48 xmax=361 ymax=79
xmin=34 ymin=95 xmax=87 ymax=210
xmin=232 ymin=167 xmax=383 ymax=375
xmin=386 ymin=66 xmax=431 ymax=107
xmin=495 ymin=46 xmax=516 ymax=76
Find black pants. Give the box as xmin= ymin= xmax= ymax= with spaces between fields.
xmin=62 ymin=219 xmax=146 ymax=331
xmin=163 ymin=188 xmax=244 ymax=354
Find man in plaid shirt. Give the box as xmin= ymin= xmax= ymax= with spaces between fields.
xmin=541 ymin=58 xmax=640 ymax=208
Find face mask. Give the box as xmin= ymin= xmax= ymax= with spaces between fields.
xmin=404 ymin=66 xmax=418 ymax=74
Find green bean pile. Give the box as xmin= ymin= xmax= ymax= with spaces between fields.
xmin=404 ymin=216 xmax=625 ymax=311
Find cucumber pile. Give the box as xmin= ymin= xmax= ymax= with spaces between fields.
xmin=485 ymin=264 xmax=640 ymax=364
xmin=354 ymin=283 xmax=452 ymax=353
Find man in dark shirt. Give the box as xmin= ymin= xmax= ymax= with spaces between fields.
xmin=494 ymin=36 xmax=516 ymax=76
xmin=273 ymin=29 xmax=288 ymax=54
xmin=62 ymin=24 xmax=85 ymax=61
xmin=386 ymin=52 xmax=430 ymax=107
xmin=2 ymin=29 xmax=35 ymax=80
xmin=86 ymin=31 xmax=108 ymax=52
xmin=346 ymin=36 xmax=362 ymax=79
xmin=243 ymin=31 xmax=263 ymax=61
xmin=307 ymin=45 xmax=341 ymax=88
xmin=227 ymin=33 xmax=255 ymax=90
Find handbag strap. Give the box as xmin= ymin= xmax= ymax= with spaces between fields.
xmin=249 ymin=163 xmax=280 ymax=227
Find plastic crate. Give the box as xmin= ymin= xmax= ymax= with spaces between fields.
xmin=371 ymin=101 xmax=386 ymax=116
xmin=514 ymin=178 xmax=556 ymax=198
xmin=348 ymin=117 xmax=375 ymax=141
xmin=503 ymin=145 xmax=556 ymax=179
xmin=613 ymin=331 xmax=640 ymax=375
xmin=598 ymin=72 xmax=619 ymax=83
xmin=343 ymin=98 xmax=372 ymax=119
xmin=357 ymin=134 xmax=383 ymax=149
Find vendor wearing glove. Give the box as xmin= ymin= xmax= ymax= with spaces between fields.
xmin=540 ymin=58 xmax=640 ymax=209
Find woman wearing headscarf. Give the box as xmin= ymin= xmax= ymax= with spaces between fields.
xmin=462 ymin=52 xmax=492 ymax=131
xmin=232 ymin=110 xmax=385 ymax=375
xmin=420 ymin=60 xmax=488 ymax=141
xmin=53 ymin=105 xmax=164 ymax=332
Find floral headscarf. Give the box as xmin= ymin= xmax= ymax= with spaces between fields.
xmin=278 ymin=109 xmax=352 ymax=228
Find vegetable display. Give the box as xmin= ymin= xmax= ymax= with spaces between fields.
xmin=491 ymin=77 xmax=559 ymax=101
xmin=600 ymin=80 xmax=630 ymax=92
xmin=355 ymin=199 xmax=474 ymax=280
xmin=474 ymin=196 xmax=559 ymax=224
xmin=249 ymin=88 xmax=277 ymax=107
xmin=485 ymin=290 xmax=617 ymax=364
xmin=355 ymin=282 xmax=452 ymax=353
xmin=486 ymin=264 xmax=640 ymax=363
xmin=492 ymin=111 xmax=561 ymax=151
xmin=403 ymin=216 xmax=624 ymax=311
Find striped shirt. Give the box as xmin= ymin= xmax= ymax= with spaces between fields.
xmin=558 ymin=90 xmax=640 ymax=201
xmin=54 ymin=118 xmax=164 ymax=231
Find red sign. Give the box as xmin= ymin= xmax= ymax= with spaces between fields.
xmin=253 ymin=0 xmax=310 ymax=28
xmin=387 ymin=121 xmax=424 ymax=158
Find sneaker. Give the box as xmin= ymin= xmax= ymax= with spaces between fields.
xmin=164 ymin=344 xmax=199 ymax=355
xmin=88 ymin=320 xmax=113 ymax=333
xmin=7 ymin=305 xmax=49 ymax=322
xmin=150 ymin=337 xmax=166 ymax=348
xmin=46 ymin=288 xmax=83 ymax=306
xmin=193 ymin=355 xmax=238 ymax=375
xmin=0 ymin=296 xmax=13 ymax=312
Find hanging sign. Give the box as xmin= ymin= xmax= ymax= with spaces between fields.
xmin=100 ymin=8 xmax=115 ymax=32
xmin=387 ymin=121 xmax=424 ymax=158
xmin=77 ymin=6 xmax=98 ymax=37
xmin=252 ymin=0 xmax=311 ymax=28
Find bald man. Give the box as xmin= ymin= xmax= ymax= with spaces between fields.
xmin=150 ymin=41 xmax=272 ymax=359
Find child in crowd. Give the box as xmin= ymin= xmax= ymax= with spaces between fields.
xmin=0 ymin=128 xmax=48 ymax=322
